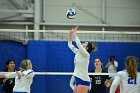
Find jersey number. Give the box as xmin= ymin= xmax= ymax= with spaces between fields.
xmin=128 ymin=77 xmax=137 ymax=84
xmin=95 ymin=80 xmax=101 ymax=84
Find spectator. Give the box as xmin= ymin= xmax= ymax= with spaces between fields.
xmin=110 ymin=55 xmax=118 ymax=71
xmin=105 ymin=57 xmax=117 ymax=74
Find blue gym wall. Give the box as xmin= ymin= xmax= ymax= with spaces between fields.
xmin=0 ymin=40 xmax=140 ymax=93
xmin=0 ymin=40 xmax=27 ymax=71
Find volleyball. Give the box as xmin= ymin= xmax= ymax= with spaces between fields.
xmin=66 ymin=8 xmax=76 ymax=19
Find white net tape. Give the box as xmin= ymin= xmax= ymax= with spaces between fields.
xmin=0 ymin=29 xmax=140 ymax=43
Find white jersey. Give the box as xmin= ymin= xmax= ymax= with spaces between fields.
xmin=110 ymin=70 xmax=140 ymax=93
xmin=68 ymin=37 xmax=90 ymax=82
xmin=6 ymin=69 xmax=35 ymax=93
xmin=108 ymin=64 xmax=117 ymax=73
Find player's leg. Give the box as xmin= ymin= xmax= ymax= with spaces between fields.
xmin=75 ymin=77 xmax=90 ymax=93
xmin=77 ymin=85 xmax=89 ymax=93
xmin=74 ymin=85 xmax=77 ymax=93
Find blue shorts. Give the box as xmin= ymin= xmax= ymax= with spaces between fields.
xmin=75 ymin=76 xmax=90 ymax=87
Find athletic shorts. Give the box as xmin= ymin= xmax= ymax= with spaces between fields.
xmin=75 ymin=76 xmax=90 ymax=86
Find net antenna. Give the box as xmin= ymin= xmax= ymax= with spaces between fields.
xmin=72 ymin=0 xmax=106 ymax=24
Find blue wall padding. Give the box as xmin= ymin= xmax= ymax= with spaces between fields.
xmin=1 ymin=40 xmax=140 ymax=93
xmin=0 ymin=40 xmax=27 ymax=71
xmin=28 ymin=41 xmax=74 ymax=93
xmin=27 ymin=41 xmax=140 ymax=93
xmin=27 ymin=41 xmax=75 ymax=72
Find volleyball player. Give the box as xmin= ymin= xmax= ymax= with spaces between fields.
xmin=110 ymin=56 xmax=140 ymax=93
xmin=89 ymin=57 xmax=110 ymax=93
xmin=0 ymin=60 xmax=16 ymax=93
xmin=0 ymin=59 xmax=34 ymax=93
xmin=68 ymin=26 xmax=96 ymax=93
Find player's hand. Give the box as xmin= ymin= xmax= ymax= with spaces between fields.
xmin=90 ymin=78 xmax=92 ymax=82
xmin=3 ymin=78 xmax=8 ymax=83
xmin=105 ymin=79 xmax=110 ymax=87
xmin=70 ymin=26 xmax=78 ymax=33
xmin=70 ymin=26 xmax=78 ymax=38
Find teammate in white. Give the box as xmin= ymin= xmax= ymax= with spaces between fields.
xmin=110 ymin=56 xmax=140 ymax=93
xmin=68 ymin=26 xmax=96 ymax=93
xmin=0 ymin=59 xmax=34 ymax=93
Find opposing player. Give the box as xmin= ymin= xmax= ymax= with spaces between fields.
xmin=90 ymin=57 xmax=110 ymax=93
xmin=68 ymin=26 xmax=96 ymax=93
xmin=0 ymin=60 xmax=16 ymax=93
xmin=0 ymin=59 xmax=35 ymax=93
xmin=110 ymin=56 xmax=140 ymax=93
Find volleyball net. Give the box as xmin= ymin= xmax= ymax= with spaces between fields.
xmin=0 ymin=72 xmax=115 ymax=93
xmin=0 ymin=29 xmax=140 ymax=42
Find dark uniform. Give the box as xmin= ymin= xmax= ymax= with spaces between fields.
xmin=0 ymin=69 xmax=15 ymax=93
xmin=89 ymin=70 xmax=109 ymax=93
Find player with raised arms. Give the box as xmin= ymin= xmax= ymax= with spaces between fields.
xmin=68 ymin=26 xmax=96 ymax=93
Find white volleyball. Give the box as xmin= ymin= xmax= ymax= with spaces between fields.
xmin=66 ymin=8 xmax=76 ymax=19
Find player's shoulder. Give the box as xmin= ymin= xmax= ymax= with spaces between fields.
xmin=23 ymin=69 xmax=34 ymax=74
xmin=116 ymin=70 xmax=127 ymax=77
xmin=27 ymin=69 xmax=34 ymax=72
xmin=117 ymin=70 xmax=127 ymax=74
